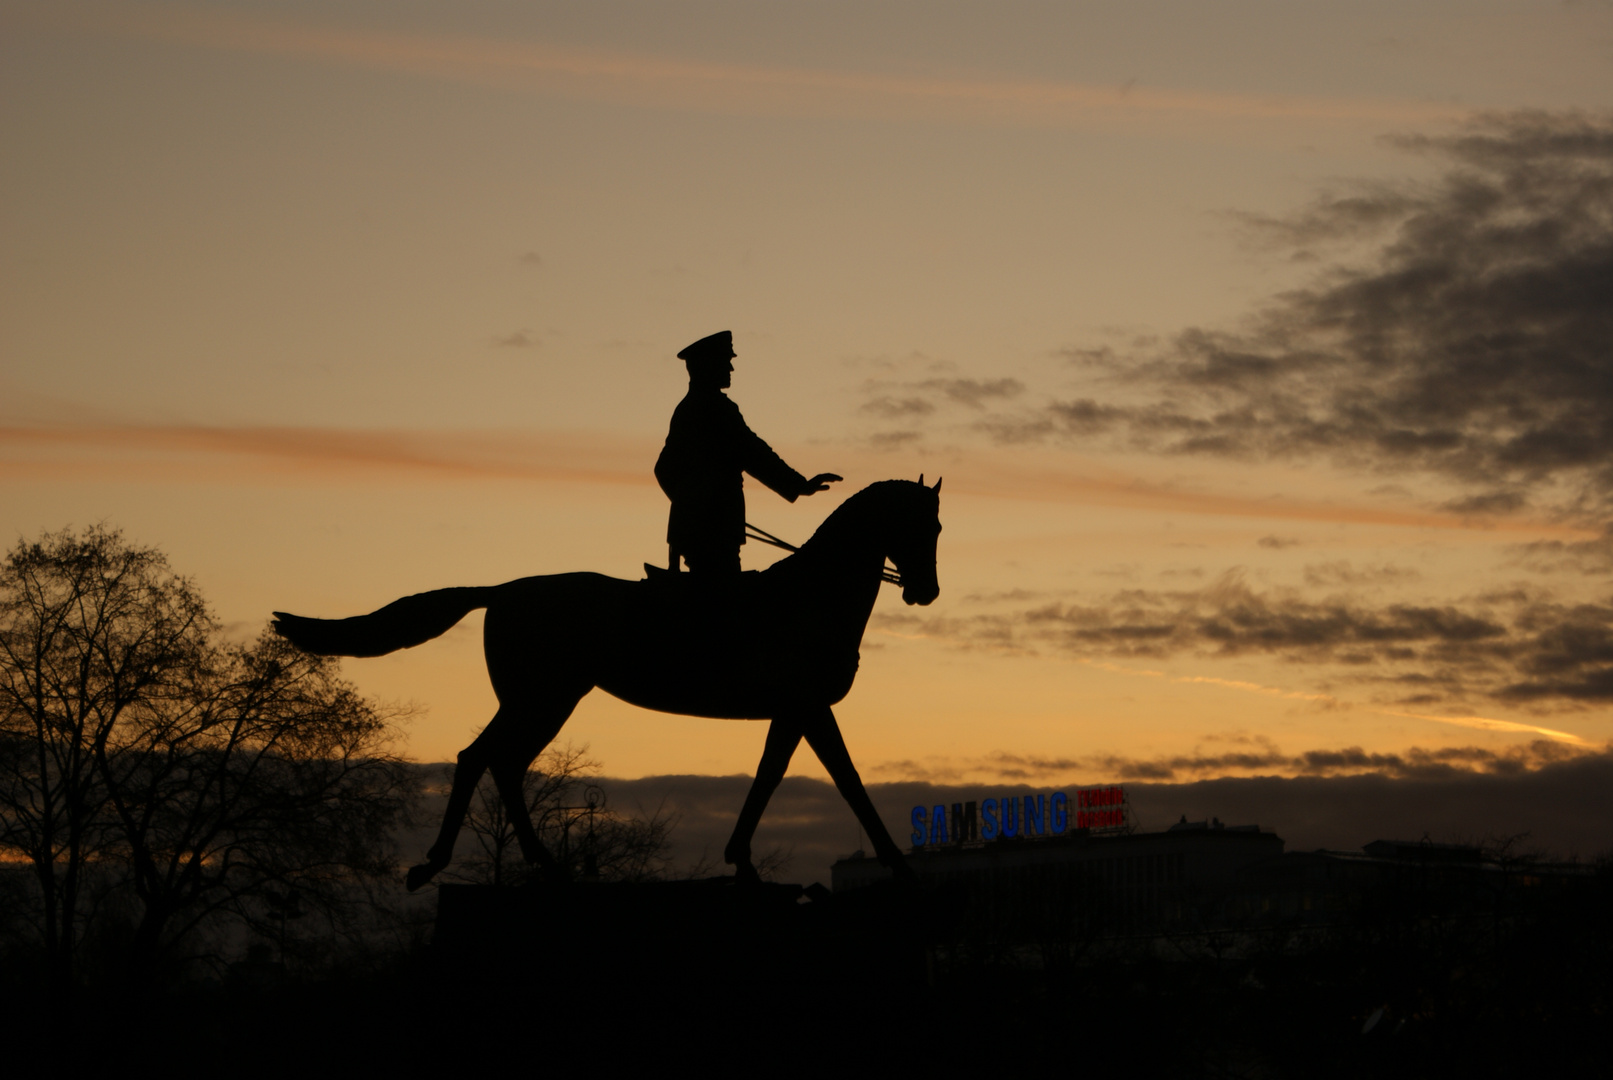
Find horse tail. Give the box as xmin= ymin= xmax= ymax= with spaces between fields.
xmin=272 ymin=586 xmax=497 ymax=657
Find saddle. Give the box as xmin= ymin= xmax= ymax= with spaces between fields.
xmin=640 ymin=562 xmax=757 ymax=589
xmin=637 ymin=562 xmax=760 ymax=630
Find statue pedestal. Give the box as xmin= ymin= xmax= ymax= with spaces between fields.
xmin=428 ymin=876 xmax=928 ymax=1004
xmin=436 ymin=877 xmax=809 ymax=953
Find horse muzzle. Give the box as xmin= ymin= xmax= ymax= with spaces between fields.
xmin=902 ymin=580 xmax=939 ymax=606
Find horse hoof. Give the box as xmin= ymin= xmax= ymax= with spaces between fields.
xmin=405 ymin=863 xmax=439 ymax=892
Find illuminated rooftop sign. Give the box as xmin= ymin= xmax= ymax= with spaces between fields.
xmin=910 ymin=786 xmax=1128 ymax=848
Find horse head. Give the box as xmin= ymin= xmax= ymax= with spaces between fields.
xmin=796 ymin=476 xmax=942 ymax=605
xmin=886 ymin=476 xmax=942 ymax=606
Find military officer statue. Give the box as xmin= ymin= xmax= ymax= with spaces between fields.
xmin=655 ymin=330 xmax=841 ymax=575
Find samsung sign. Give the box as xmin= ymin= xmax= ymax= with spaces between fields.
xmin=910 ymin=786 xmax=1127 ymax=848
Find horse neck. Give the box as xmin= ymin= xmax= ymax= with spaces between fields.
xmin=783 ymin=491 xmax=889 ymax=625
xmin=798 ymin=491 xmax=889 ymax=577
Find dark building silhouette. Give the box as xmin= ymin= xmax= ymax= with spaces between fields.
xmin=835 ymin=809 xmax=1593 ymax=943
xmin=836 ymin=812 xmax=1282 ymax=939
xmin=1235 ymin=837 xmax=1591 ymax=926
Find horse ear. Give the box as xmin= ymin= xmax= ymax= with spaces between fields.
xmin=933 ymin=476 xmax=943 ymax=494
xmin=918 ymin=473 xmax=924 ymax=487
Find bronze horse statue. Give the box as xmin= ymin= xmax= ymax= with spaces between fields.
xmin=272 ymin=478 xmax=941 ymax=889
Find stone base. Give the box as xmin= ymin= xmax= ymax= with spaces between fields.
xmin=429 ymin=876 xmax=930 ymax=997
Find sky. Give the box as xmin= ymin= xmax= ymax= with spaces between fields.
xmin=5 ymin=2 xmax=1613 ymax=854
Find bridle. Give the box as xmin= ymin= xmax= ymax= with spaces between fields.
xmin=745 ymin=521 xmax=904 ymax=587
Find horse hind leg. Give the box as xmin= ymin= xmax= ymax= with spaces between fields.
xmin=488 ymin=756 xmax=560 ymax=878
xmin=489 ymin=691 xmax=592 ymax=877
xmin=408 ymin=725 xmax=500 ymax=892
xmin=406 ymin=693 xmax=584 ymax=891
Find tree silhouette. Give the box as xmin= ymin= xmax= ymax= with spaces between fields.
xmin=445 ymin=743 xmax=676 ymax=886
xmin=0 ymin=527 xmax=417 ymax=988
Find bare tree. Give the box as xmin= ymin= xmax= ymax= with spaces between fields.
xmin=0 ymin=527 xmax=211 ymax=990
xmin=0 ymin=527 xmax=417 ymax=987
xmin=96 ymin=632 xmax=417 ymax=980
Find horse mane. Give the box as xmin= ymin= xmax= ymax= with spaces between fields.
xmin=795 ymin=479 xmax=929 ymax=556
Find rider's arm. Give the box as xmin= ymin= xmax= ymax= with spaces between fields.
xmin=725 ymin=398 xmax=814 ymax=501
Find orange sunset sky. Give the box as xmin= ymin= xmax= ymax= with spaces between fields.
xmin=5 ymin=1 xmax=1613 ymax=790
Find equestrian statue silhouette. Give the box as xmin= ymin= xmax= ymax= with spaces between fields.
xmin=272 ymin=477 xmax=941 ymax=890
xmin=655 ymin=328 xmax=842 ymax=575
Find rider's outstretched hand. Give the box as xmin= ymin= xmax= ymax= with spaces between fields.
xmin=802 ymin=473 xmax=843 ymax=496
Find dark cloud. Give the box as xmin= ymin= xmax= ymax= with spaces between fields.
xmin=867 ymin=430 xmax=922 ymax=451
xmin=1229 ymin=183 xmax=1418 ymax=250
xmin=855 ymin=376 xmax=1025 ymax=436
xmin=1510 ymin=534 xmax=1613 ymax=575
xmin=1054 ymin=344 xmax=1120 ymax=366
xmin=1302 ymin=560 xmax=1421 ymax=588
xmin=1045 ymin=398 xmax=1126 ymax=433
xmin=877 ymin=574 xmax=1613 ymax=707
xmin=1118 ymin=746 xmax=1613 ymax=857
xmin=920 ymin=377 xmax=1024 ymax=408
xmin=973 ymin=412 xmax=1055 ymax=444
xmin=1498 ymin=601 xmax=1613 ymax=700
xmin=1257 ymin=535 xmax=1300 ymax=549
xmin=584 ymin=747 xmax=1613 ymax=885
xmin=958 ymin=587 xmax=1046 ymax=604
xmin=1441 ymin=489 xmax=1531 ymax=516
xmin=492 ymin=330 xmax=535 ymax=348
xmin=518 ymin=251 xmax=542 ymax=266
xmin=935 ymin=737 xmax=1581 ymax=784
xmin=1005 ymin=113 xmax=1613 ymax=523
xmin=860 ymin=396 xmax=935 ymax=419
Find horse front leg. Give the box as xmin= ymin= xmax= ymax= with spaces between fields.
xmin=801 ymin=706 xmax=914 ymax=880
xmin=724 ymin=715 xmax=803 ymax=883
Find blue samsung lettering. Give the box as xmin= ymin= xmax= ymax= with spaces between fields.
xmin=1025 ymin=794 xmax=1045 ymax=836
xmin=929 ymin=805 xmax=949 ymax=845
xmin=1051 ymin=791 xmax=1068 ymax=834
xmin=1001 ymin=795 xmax=1019 ymax=838
xmin=911 ymin=806 xmax=927 ymax=846
xmin=981 ymin=798 xmax=999 ymax=840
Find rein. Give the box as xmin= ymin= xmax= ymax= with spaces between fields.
xmin=745 ymin=522 xmax=903 ymax=587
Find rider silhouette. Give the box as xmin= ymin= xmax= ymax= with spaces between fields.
xmin=655 ymin=330 xmax=841 ymax=575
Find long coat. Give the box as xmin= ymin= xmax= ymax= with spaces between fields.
xmin=654 ymin=387 xmax=807 ymax=554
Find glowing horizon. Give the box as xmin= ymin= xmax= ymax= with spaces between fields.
xmin=5 ymin=1 xmax=1612 ymax=787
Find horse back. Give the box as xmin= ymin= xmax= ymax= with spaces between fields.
xmin=481 ymin=571 xmax=860 ymax=719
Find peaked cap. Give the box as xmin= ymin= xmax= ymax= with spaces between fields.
xmin=677 ymin=330 xmax=733 ymax=362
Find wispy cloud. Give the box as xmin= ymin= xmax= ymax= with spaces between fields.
xmin=37 ymin=3 xmax=1471 ymax=133
xmin=17 ymin=419 xmax=1578 ymax=538
xmin=491 ymin=330 xmax=536 ymax=349
xmin=1302 ymin=560 xmax=1420 ymax=588
xmin=875 ymin=571 xmax=1613 ymax=714
xmin=1377 ymin=709 xmax=1590 ymax=745
xmin=0 ymin=424 xmax=659 ymax=486
xmin=920 ymin=450 xmax=1584 ymax=534
xmin=1509 ymin=534 xmax=1613 ymax=576
xmin=867 ymin=737 xmax=1597 ymax=785
xmin=1073 ymin=659 xmax=1588 ymax=743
